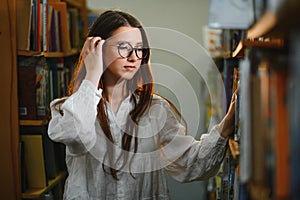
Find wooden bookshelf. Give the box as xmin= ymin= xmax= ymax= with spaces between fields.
xmin=210 ymin=31 xmax=291 ymax=199
xmin=7 ymin=0 xmax=88 ymax=198
xmin=21 ymin=171 xmax=67 ymax=199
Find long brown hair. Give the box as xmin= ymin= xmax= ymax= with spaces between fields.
xmin=56 ymin=10 xmax=154 ymax=179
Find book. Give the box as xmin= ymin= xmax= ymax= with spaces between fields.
xmin=47 ymin=5 xmax=53 ymax=51
xmin=233 ymin=67 xmax=240 ymax=142
xmin=48 ymin=1 xmax=71 ymax=53
xmin=48 ymin=57 xmax=65 ymax=99
xmin=18 ymin=65 xmax=37 ymax=119
xmin=18 ymin=56 xmax=49 ymax=119
xmin=69 ymin=8 xmax=80 ymax=49
xmin=272 ymin=70 xmax=290 ymax=198
xmin=20 ymin=125 xmax=58 ymax=181
xmin=53 ymin=143 xmax=67 ymax=172
xmin=49 ymin=8 xmax=62 ymax=52
xmin=41 ymin=0 xmax=48 ymax=51
xmin=32 ymin=0 xmax=41 ymax=51
xmin=250 ymin=65 xmax=265 ymax=184
xmin=21 ymin=134 xmax=48 ymax=188
xmin=239 ymin=57 xmax=252 ymax=184
xmin=36 ymin=57 xmax=49 ymax=119
xmin=16 ymin=0 xmax=33 ymax=50
xmin=20 ymin=141 xmax=27 ymax=192
xmin=288 ymin=32 xmax=300 ymax=200
xmin=43 ymin=131 xmax=58 ymax=179
xmin=30 ymin=0 xmax=39 ymax=51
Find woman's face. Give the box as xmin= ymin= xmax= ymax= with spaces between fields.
xmin=103 ymin=26 xmax=144 ymax=82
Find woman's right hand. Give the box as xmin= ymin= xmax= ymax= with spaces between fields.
xmin=82 ymin=37 xmax=105 ymax=87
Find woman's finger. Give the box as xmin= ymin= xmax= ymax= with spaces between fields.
xmin=95 ymin=39 xmax=105 ymax=53
xmin=89 ymin=37 xmax=102 ymax=49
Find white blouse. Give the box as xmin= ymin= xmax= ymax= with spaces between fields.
xmin=48 ymin=80 xmax=227 ymax=200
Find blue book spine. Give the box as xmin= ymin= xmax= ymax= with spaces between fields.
xmin=288 ymin=31 xmax=300 ymax=200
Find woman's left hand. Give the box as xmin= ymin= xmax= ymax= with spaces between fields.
xmin=217 ymin=90 xmax=237 ymax=138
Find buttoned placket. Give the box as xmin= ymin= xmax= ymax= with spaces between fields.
xmin=104 ymin=96 xmax=132 ymax=199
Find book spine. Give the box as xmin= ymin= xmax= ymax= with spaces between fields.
xmin=36 ymin=57 xmax=49 ymax=119
xmin=42 ymin=0 xmax=48 ymax=51
xmin=288 ymin=31 xmax=300 ymax=200
xmin=239 ymin=57 xmax=252 ymax=184
xmin=273 ymin=70 xmax=290 ymax=198
xmin=37 ymin=0 xmax=41 ymax=51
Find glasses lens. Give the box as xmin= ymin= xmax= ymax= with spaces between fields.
xmin=135 ymin=48 xmax=147 ymax=59
xmin=118 ymin=43 xmax=132 ymax=58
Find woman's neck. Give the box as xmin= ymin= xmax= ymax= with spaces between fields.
xmin=103 ymin=74 xmax=129 ymax=114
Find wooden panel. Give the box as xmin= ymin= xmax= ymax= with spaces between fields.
xmin=0 ymin=0 xmax=21 ymax=199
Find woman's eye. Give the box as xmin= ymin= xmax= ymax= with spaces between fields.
xmin=119 ymin=46 xmax=128 ymax=50
xmin=119 ymin=43 xmax=131 ymax=50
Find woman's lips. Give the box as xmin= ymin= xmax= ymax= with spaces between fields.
xmin=124 ymin=66 xmax=136 ymax=70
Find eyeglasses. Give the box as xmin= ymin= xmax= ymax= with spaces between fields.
xmin=115 ymin=42 xmax=148 ymax=59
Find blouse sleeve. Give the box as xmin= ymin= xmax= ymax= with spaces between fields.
xmin=158 ymin=99 xmax=228 ymax=183
xmin=48 ymin=80 xmax=102 ymax=155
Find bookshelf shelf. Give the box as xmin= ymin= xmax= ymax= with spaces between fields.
xmin=21 ymin=171 xmax=67 ymax=199
xmin=17 ymin=49 xmax=80 ymax=58
xmin=17 ymin=50 xmax=41 ymax=56
xmin=42 ymin=48 xmax=79 ymax=58
xmin=232 ymin=39 xmax=284 ymax=58
xmin=42 ymin=52 xmax=65 ymax=58
xmin=243 ymin=39 xmax=284 ymax=49
xmin=19 ymin=120 xmax=49 ymax=126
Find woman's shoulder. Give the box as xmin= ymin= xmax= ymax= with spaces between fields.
xmin=49 ymin=96 xmax=69 ymax=112
xmin=152 ymin=94 xmax=168 ymax=104
xmin=50 ymin=96 xmax=68 ymax=106
xmin=150 ymin=94 xmax=173 ymax=111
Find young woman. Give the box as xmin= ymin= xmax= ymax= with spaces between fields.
xmin=48 ymin=10 xmax=236 ymax=200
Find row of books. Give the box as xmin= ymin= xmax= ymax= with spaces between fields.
xmin=204 ymin=40 xmax=298 ymax=199
xmin=237 ymin=46 xmax=292 ymax=199
xmin=17 ymin=55 xmax=73 ymax=192
xmin=18 ymin=56 xmax=72 ymax=120
xmin=16 ymin=0 xmax=83 ymax=52
xmin=20 ymin=124 xmax=66 ymax=191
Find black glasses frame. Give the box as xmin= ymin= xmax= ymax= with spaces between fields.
xmin=116 ymin=42 xmax=148 ymax=59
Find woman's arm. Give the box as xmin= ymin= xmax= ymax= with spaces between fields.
xmin=48 ymin=37 xmax=105 ymax=155
xmin=48 ymin=80 xmax=102 ymax=155
xmin=159 ymin=93 xmax=236 ymax=182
